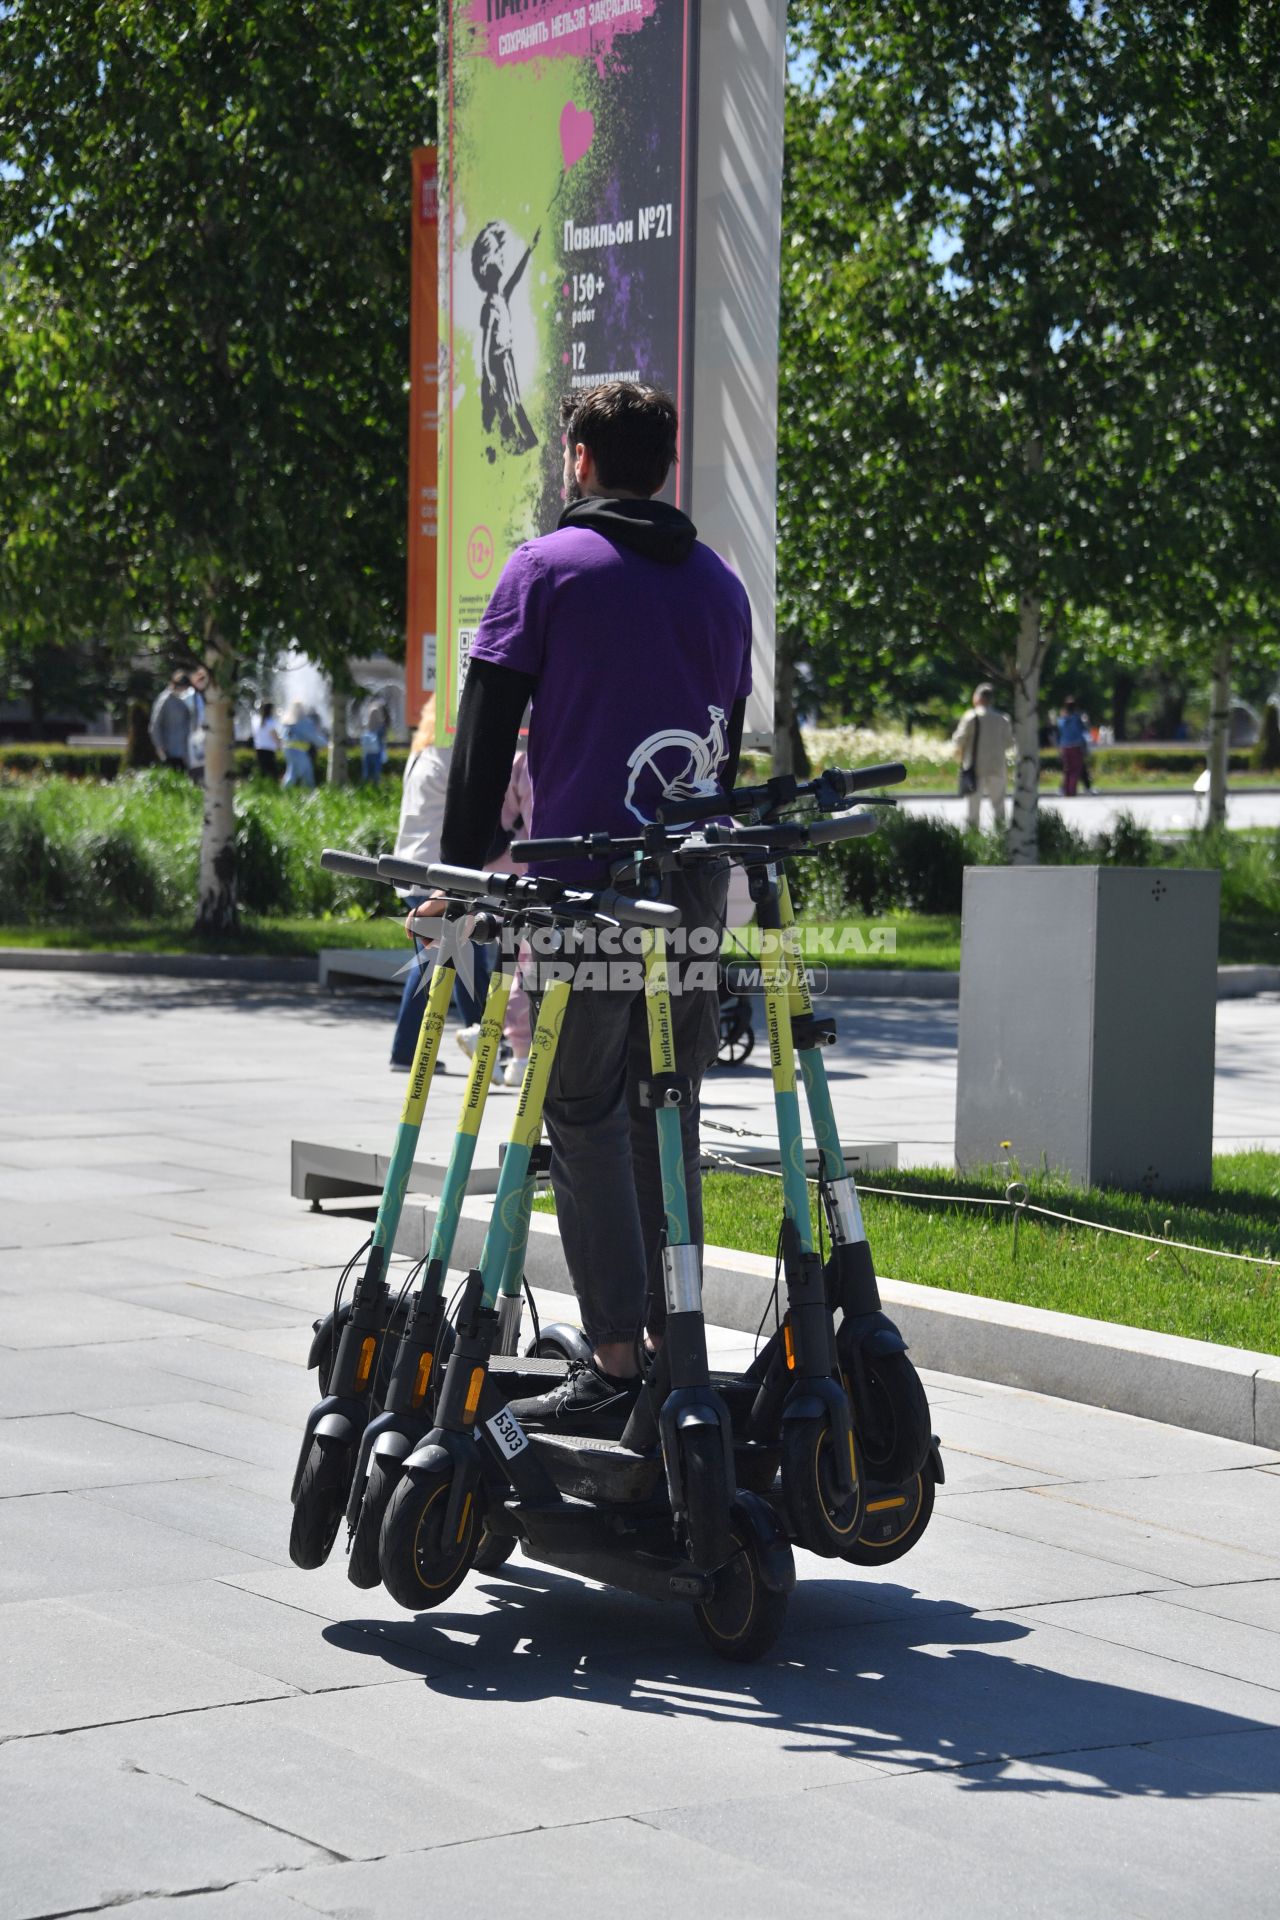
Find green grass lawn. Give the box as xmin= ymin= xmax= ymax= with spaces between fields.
xmin=4 ymin=906 xmax=1275 ymax=967
xmin=0 ymin=915 xmax=409 ymax=957
xmin=695 ymin=1152 xmax=1280 ymax=1356
xmin=532 ymin=1151 xmax=1280 ymax=1353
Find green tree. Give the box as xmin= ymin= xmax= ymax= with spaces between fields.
xmin=0 ymin=0 xmax=435 ymax=926
xmin=781 ymin=2 xmax=1280 ymax=856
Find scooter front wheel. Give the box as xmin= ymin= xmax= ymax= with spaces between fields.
xmin=347 ymin=1457 xmax=401 ymax=1589
xmin=854 ymin=1348 xmax=931 ymax=1485
xmin=780 ymin=1415 xmax=863 ymax=1559
xmin=289 ymin=1433 xmax=352 ymax=1570
xmin=379 ymin=1461 xmax=480 ymax=1611
xmin=840 ymin=1460 xmax=936 ymax=1566
xmin=694 ymin=1514 xmax=790 ymax=1662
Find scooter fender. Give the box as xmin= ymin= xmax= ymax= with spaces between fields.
xmin=290 ymin=1398 xmax=361 ymax=1503
xmin=529 ymin=1321 xmax=594 ymax=1366
xmin=929 ymin=1438 xmax=945 ymax=1485
xmin=841 ymin=1310 xmax=909 ymax=1359
xmin=732 ymin=1490 xmax=797 ymax=1596
xmin=344 ymin=1413 xmax=422 ymax=1530
xmin=780 ymin=1375 xmax=858 ymax=1499
xmin=307 ymin=1308 xmax=343 ymax=1373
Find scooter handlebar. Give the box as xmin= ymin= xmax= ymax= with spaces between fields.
xmin=821 ymin=761 xmax=908 ymax=797
xmin=377 ymin=853 xmax=454 ymax=890
xmin=321 ymin=848 xmax=383 ymax=881
xmin=592 ymin=889 xmax=682 ymax=930
xmin=803 ymin=811 xmax=883 ymax=847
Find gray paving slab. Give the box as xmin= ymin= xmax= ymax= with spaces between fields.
xmin=0 ymin=1738 xmax=327 ymax=1920
xmin=0 ymin=1597 xmax=294 ymax=1738
xmin=282 ymin=1820 xmax=830 ymax=1920
xmin=1153 ymin=1576 xmax=1280 ymax=1633
xmin=77 ymin=1472 xmax=296 ymax=1566
xmin=0 ymin=1411 xmax=252 ymax=1496
xmin=0 ymin=1490 xmax=278 ymax=1603
xmin=68 ymin=1577 xmax=444 ymax=1696
xmin=649 ymin=1730 xmax=1280 ymax=1920
xmin=1022 ymin=1592 xmax=1280 ymax=1693
xmin=3 ymin=971 xmax=1280 ymax=1919
xmin=933 ymin=1485 xmax=1280 ymax=1588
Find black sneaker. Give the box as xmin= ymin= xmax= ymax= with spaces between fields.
xmin=507 ymin=1359 xmax=641 ymax=1437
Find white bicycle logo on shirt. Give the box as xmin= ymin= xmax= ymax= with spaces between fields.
xmin=623 ymin=705 xmax=728 ymax=826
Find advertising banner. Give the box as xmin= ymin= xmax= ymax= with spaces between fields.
xmin=404 ymin=147 xmax=439 ymax=723
xmin=436 ymin=0 xmax=699 ymax=738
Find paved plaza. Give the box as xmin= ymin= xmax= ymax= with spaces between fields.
xmin=2 ymin=971 xmax=1279 ymax=1918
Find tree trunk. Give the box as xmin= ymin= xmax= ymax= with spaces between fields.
xmin=1007 ymin=589 xmax=1044 ymax=865
xmin=122 ymin=701 xmax=157 ymax=770
xmin=195 ymin=642 xmax=238 ymax=933
xmin=772 ymin=628 xmax=810 ymax=778
xmin=1111 ymin=670 xmax=1134 ymax=744
xmin=327 ymin=680 xmax=348 ymax=787
xmin=1206 ymin=637 xmax=1232 ymax=831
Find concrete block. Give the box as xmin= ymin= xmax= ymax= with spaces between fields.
xmin=956 ymin=865 xmax=1219 ymax=1190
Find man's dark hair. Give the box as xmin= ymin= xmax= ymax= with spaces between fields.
xmin=560 ymin=382 xmax=678 ymax=495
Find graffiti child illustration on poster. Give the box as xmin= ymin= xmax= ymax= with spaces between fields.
xmin=472 ymin=221 xmax=541 ymax=458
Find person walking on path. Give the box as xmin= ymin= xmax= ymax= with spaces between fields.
xmin=953 ymin=683 xmax=1014 ymax=831
xmin=1056 ymin=695 xmax=1089 ymax=796
xmin=406 ymin=381 xmax=752 ymax=1431
xmin=148 ymin=671 xmax=193 ymax=771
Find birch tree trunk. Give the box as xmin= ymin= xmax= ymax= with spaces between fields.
xmin=195 ymin=640 xmax=238 ymax=932
xmin=1206 ymin=636 xmax=1232 ymax=831
xmin=1007 ymin=589 xmax=1045 ymax=865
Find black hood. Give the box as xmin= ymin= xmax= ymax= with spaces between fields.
xmin=557 ymin=495 xmax=697 ymax=564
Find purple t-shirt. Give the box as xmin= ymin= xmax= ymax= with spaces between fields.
xmin=470 ymin=526 xmax=752 ymax=878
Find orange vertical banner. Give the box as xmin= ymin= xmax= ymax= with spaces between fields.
xmin=404 ymin=148 xmax=439 ymax=730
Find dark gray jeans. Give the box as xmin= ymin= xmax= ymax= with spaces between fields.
xmin=538 ymin=865 xmax=728 ymax=1349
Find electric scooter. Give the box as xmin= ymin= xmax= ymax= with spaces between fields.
xmin=287 ymin=867 xmax=485 ymax=1569
xmin=659 ymin=762 xmax=943 ymax=1562
xmin=375 ymin=860 xmax=796 ymax=1660
xmin=514 ymin=787 xmax=948 ymax=1566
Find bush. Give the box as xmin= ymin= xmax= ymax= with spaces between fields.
xmin=1096 ymin=810 xmax=1157 ymax=867
xmin=73 ymin=827 xmax=163 ymax=919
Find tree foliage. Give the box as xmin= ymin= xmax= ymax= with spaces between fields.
xmin=779 ymin=2 xmax=1280 ymax=848
xmin=0 ymin=0 xmax=436 ymax=922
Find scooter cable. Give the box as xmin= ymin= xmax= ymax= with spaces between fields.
xmin=521 ymin=1272 xmax=542 ymax=1355
xmin=753 ymin=1220 xmax=785 ymax=1360
xmin=330 ymin=1234 xmax=372 ymax=1380
xmin=371 ymin=1255 xmax=429 ymax=1404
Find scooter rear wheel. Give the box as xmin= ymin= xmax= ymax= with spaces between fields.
xmin=289 ymin=1433 xmax=352 ymax=1570
xmin=347 ymin=1457 xmax=400 ymax=1589
xmin=472 ymin=1528 xmax=516 ymax=1572
xmin=840 ymin=1459 xmax=936 ymax=1565
xmin=694 ymin=1514 xmax=789 ymax=1663
xmin=854 ymin=1348 xmax=931 ymax=1485
xmin=780 ymin=1415 xmax=863 ymax=1559
xmin=379 ymin=1462 xmax=480 ymax=1611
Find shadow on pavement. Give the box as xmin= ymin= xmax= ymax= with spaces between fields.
xmin=327 ymin=1567 xmax=1280 ymax=1797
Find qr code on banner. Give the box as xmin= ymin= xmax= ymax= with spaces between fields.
xmin=457 ymin=629 xmax=476 ymax=690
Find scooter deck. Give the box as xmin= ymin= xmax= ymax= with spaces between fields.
xmin=524 ymin=1430 xmax=782 ymax=1506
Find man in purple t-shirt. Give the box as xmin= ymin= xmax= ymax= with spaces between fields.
xmin=411 ymin=381 xmax=751 ymax=1432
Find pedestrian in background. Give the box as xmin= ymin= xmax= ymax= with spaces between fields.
xmin=253 ymin=701 xmax=282 ymax=779
xmin=1056 ymin=695 xmax=1089 ymax=796
xmin=281 ymin=702 xmax=327 ymax=788
xmin=360 ymin=699 xmax=391 ymax=784
xmin=953 ymin=683 xmax=1014 ymax=831
xmin=148 ymin=671 xmax=193 ymax=770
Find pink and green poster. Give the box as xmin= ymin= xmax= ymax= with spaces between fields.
xmin=436 ymin=0 xmax=699 ymax=735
